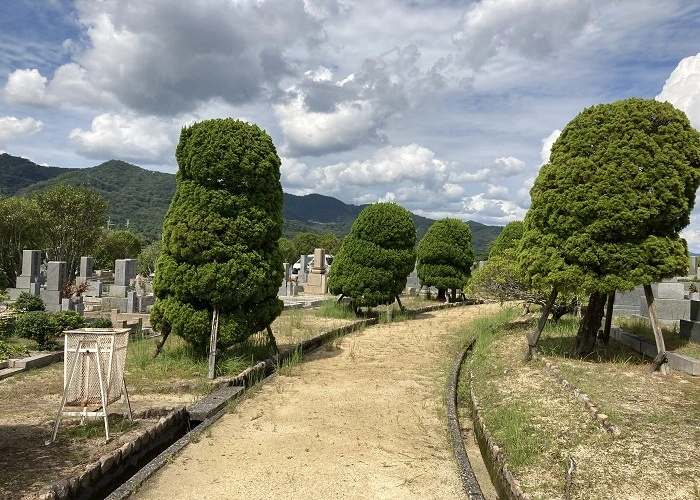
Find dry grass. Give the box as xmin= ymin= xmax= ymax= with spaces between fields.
xmin=466 ymin=312 xmax=700 ymax=500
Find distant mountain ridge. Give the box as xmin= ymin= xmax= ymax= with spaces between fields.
xmin=0 ymin=153 xmax=503 ymax=256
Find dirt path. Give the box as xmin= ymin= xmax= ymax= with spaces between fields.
xmin=133 ymin=303 xmax=501 ymax=500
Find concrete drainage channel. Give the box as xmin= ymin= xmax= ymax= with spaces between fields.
xmin=36 ymin=301 xmax=482 ymax=500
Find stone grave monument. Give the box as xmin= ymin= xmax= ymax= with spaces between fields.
xmin=8 ymin=249 xmax=43 ymax=299
xmin=304 ymin=248 xmax=328 ymax=294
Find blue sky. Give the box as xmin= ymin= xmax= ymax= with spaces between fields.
xmin=2 ymin=0 xmax=700 ymax=248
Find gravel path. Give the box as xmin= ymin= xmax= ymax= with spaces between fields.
xmin=133 ymin=303 xmax=500 ymax=499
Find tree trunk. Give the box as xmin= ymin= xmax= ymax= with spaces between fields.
xmin=643 ymin=284 xmax=670 ymax=375
xmin=152 ymin=324 xmax=171 ymax=359
xmin=437 ymin=288 xmax=446 ymax=301
xmin=208 ymin=308 xmax=219 ymax=379
xmin=525 ymin=288 xmax=558 ymax=360
xmin=572 ymin=292 xmax=607 ymax=357
xmin=601 ymin=292 xmax=615 ymax=344
xmin=266 ymin=325 xmax=279 ymax=355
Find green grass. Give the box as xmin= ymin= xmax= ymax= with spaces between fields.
xmin=315 ymin=300 xmax=357 ymax=319
xmin=614 ymin=316 xmax=700 ymax=359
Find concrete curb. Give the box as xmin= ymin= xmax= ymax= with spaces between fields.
xmin=446 ymin=338 xmax=484 ymax=499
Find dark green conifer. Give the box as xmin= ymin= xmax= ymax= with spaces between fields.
xmin=416 ymin=218 xmax=473 ymax=299
xmin=150 ymin=118 xmax=284 ymax=350
xmin=328 ymin=203 xmax=415 ymax=308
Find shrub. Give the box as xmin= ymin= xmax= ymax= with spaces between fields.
xmin=13 ymin=311 xmax=60 ymax=349
xmin=89 ymin=318 xmax=113 ymax=328
xmin=416 ymin=218 xmax=473 ymax=297
xmin=53 ymin=310 xmax=86 ymax=332
xmin=11 ymin=292 xmax=45 ymax=312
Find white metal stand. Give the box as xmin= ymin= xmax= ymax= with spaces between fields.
xmin=48 ymin=329 xmax=132 ymax=444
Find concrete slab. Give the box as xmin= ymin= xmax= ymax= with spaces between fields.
xmin=187 ymin=385 xmax=244 ymax=422
xmin=668 ymin=352 xmax=700 ymax=376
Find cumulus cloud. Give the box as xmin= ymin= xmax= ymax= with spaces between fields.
xmin=656 ymin=52 xmax=700 ymax=129
xmin=0 ymin=116 xmax=44 ymax=146
xmin=4 ymin=69 xmax=48 ymax=106
xmin=494 ymin=156 xmax=525 ymax=175
xmin=68 ymin=113 xmax=176 ymax=164
xmin=452 ymin=0 xmax=593 ymax=69
xmin=276 ymin=45 xmax=447 ymax=156
xmin=540 ymin=129 xmax=561 ymax=164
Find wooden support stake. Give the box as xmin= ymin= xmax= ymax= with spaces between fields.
xmin=208 ymin=308 xmax=219 ymax=380
xmin=643 ymin=284 xmax=669 ymax=375
xmin=525 ymin=287 xmax=558 ymax=361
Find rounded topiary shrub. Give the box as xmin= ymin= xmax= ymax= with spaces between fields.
xmin=13 ymin=311 xmax=60 ymax=350
xmin=416 ymin=218 xmax=474 ymax=298
xmin=328 ymin=202 xmax=416 ymax=308
xmin=151 ymin=118 xmax=284 ymax=350
xmin=11 ymin=292 xmax=45 ymax=312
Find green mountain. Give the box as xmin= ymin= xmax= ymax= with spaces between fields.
xmin=1 ymin=154 xmax=503 ymax=255
xmin=0 ymin=153 xmax=79 ymax=196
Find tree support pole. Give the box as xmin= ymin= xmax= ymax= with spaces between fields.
xmin=395 ymin=295 xmax=404 ymax=311
xmin=525 ymin=287 xmax=558 ymax=361
xmin=266 ymin=325 xmax=279 ymax=355
xmin=643 ymin=285 xmax=669 ymax=375
xmin=208 ymin=308 xmax=219 ymax=380
xmin=601 ymin=291 xmax=615 ymax=344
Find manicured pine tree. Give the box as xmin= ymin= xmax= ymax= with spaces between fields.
xmin=150 ymin=118 xmax=284 ymax=353
xmin=328 ymin=202 xmax=416 ymax=310
xmin=519 ymin=98 xmax=700 ymax=358
xmin=416 ymin=218 xmax=473 ymax=301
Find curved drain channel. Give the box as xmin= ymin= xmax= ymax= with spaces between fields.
xmin=446 ymin=338 xmax=488 ymax=499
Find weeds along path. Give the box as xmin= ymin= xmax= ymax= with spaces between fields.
xmin=133 ymin=302 xmax=502 ymax=500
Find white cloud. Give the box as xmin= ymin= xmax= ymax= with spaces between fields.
xmin=656 ymin=52 xmax=700 ymax=129
xmin=274 ymin=93 xmax=378 ymax=156
xmin=494 ymin=156 xmax=525 ymax=175
xmin=4 ymin=69 xmax=48 ymax=106
xmin=0 ymin=116 xmax=44 ymax=146
xmin=68 ymin=113 xmax=175 ymax=164
xmin=452 ymin=0 xmax=594 ymax=69
xmin=540 ymin=129 xmax=561 ymax=164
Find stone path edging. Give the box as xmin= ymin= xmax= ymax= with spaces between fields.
xmin=446 ymin=338 xmax=484 ymax=499
xmin=469 ymin=373 xmax=531 ymax=500
xmin=540 ymin=356 xmax=621 ymax=437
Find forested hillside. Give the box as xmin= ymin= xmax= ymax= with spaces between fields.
xmin=0 ymin=154 xmax=503 ymax=254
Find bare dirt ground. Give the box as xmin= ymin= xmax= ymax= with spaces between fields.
xmin=133 ymin=303 xmax=502 ymax=500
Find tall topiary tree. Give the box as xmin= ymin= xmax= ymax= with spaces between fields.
xmin=150 ymin=118 xmax=284 ymax=352
xmin=416 ymin=218 xmax=473 ymax=301
xmin=328 ymin=203 xmax=416 ymax=309
xmin=520 ymin=98 xmax=700 ymax=357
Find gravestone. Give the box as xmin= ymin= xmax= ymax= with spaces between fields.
xmin=298 ymin=254 xmax=311 ymax=283
xmin=305 ymin=248 xmax=328 ymax=294
xmin=40 ymin=261 xmax=67 ymax=311
xmin=115 ymin=259 xmax=137 ymax=286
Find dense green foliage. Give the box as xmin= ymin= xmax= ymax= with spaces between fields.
xmin=489 ymin=220 xmax=524 ymax=258
xmin=13 ymin=311 xmax=60 ymax=349
xmin=278 ymin=232 xmax=342 ymax=264
xmin=0 ymin=196 xmax=42 ymax=287
xmin=33 ymin=182 xmax=108 ymax=279
xmin=89 ymin=317 xmax=113 ymax=328
xmin=416 ymin=218 xmax=473 ymax=292
xmin=93 ymin=229 xmax=143 ymax=269
xmin=11 ymin=292 xmax=45 ymax=312
xmin=137 ymin=240 xmax=162 ymax=276
xmin=151 ymin=118 xmax=284 ymax=350
xmin=52 ymin=310 xmax=86 ymax=332
xmin=328 ymin=203 xmax=416 ymax=308
xmin=520 ymin=98 xmax=700 ymax=295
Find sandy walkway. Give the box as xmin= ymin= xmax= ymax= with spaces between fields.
xmin=134 ymin=303 xmax=499 ymax=499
